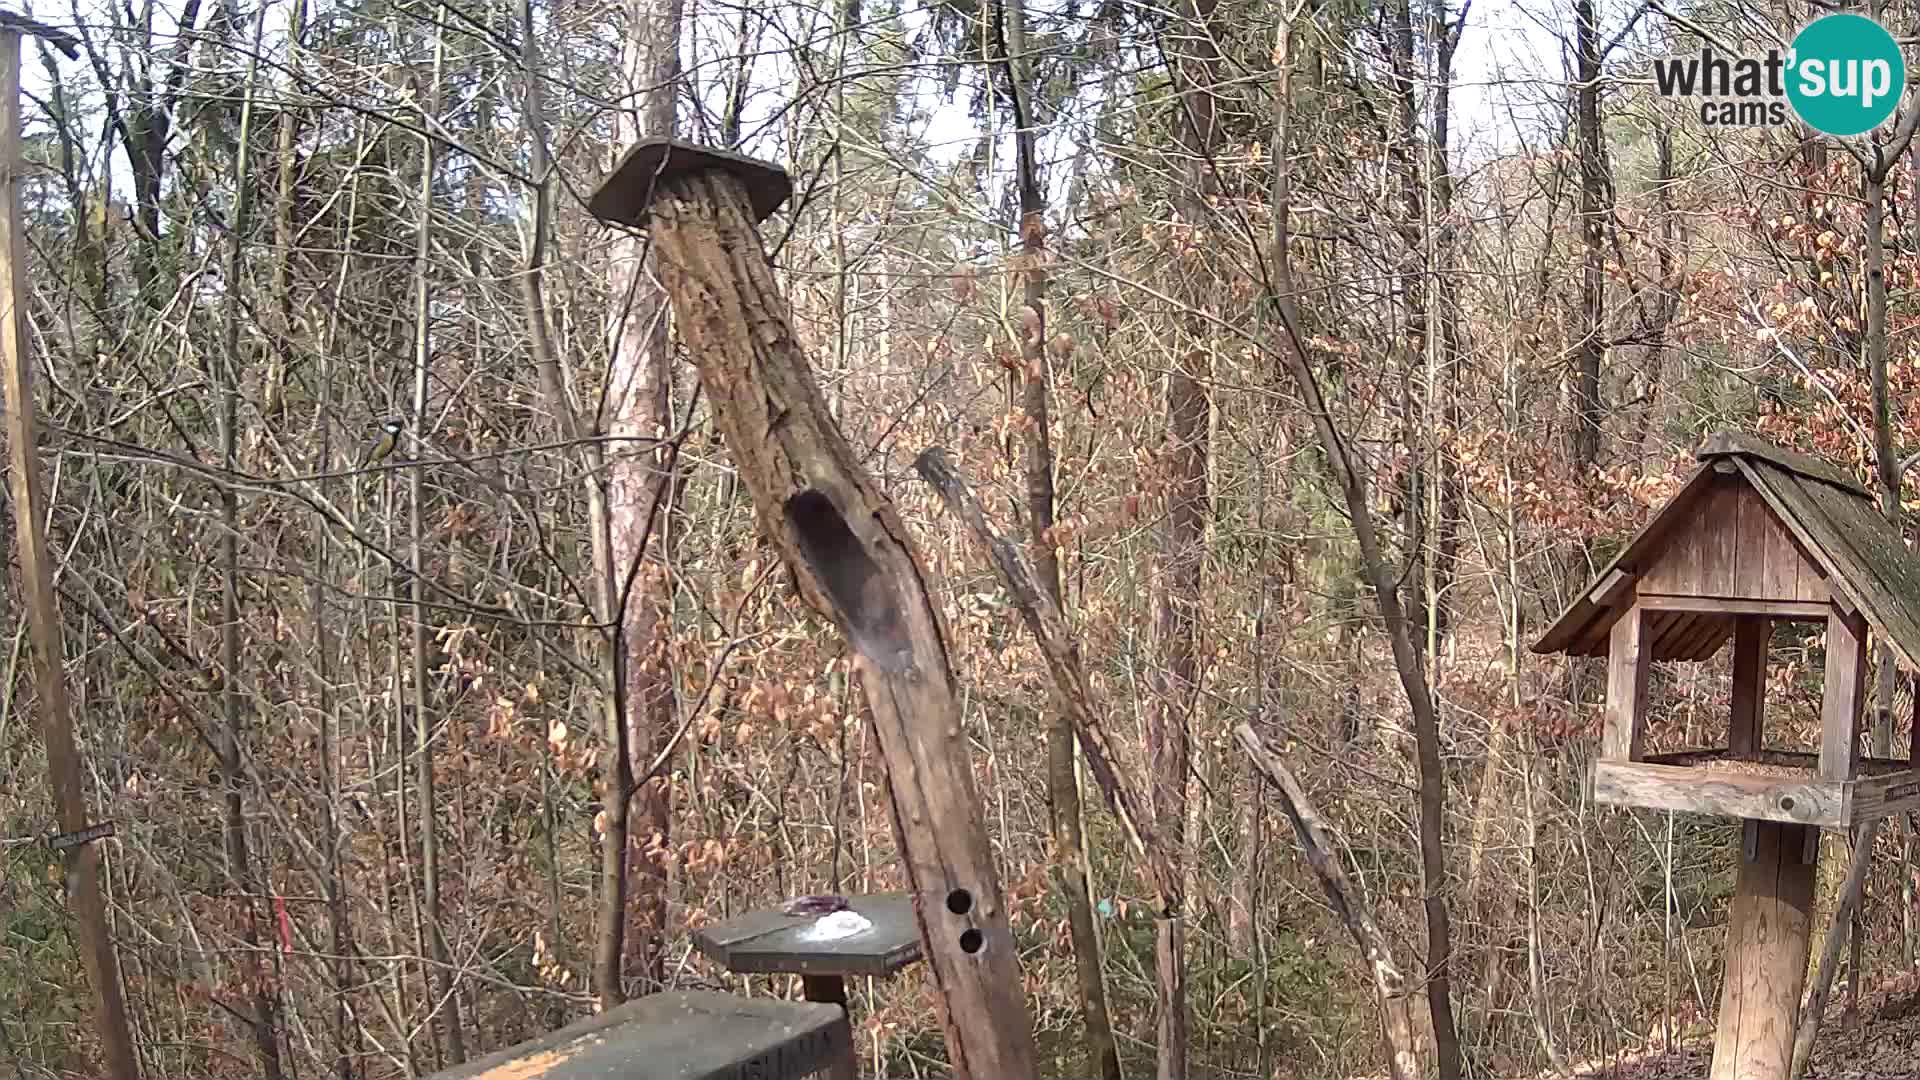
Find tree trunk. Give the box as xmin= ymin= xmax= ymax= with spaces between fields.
xmin=1571 ymin=0 xmax=1605 ymax=470
xmin=1259 ymin=76 xmax=1464 ymax=1080
xmin=602 ymin=0 xmax=685 ymax=1001
xmin=217 ymin=20 xmax=284 ymax=1077
xmin=1866 ymin=167 xmax=1900 ymax=764
xmin=1157 ymin=3 xmax=1221 ymax=1074
xmin=626 ymin=158 xmax=1041 ymax=1080
xmin=994 ymin=0 xmax=1119 ymax=1075
xmin=0 ymin=29 xmax=142 ymax=1080
xmin=410 ymin=8 xmax=464 ymax=1064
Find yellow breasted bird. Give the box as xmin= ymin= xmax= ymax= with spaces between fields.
xmin=360 ymin=418 xmax=403 ymax=468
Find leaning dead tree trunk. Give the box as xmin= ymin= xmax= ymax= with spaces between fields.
xmin=588 ymin=139 xmax=1039 ymax=1080
xmin=1235 ymin=724 xmax=1419 ymax=1080
xmin=0 ymin=23 xmax=141 ymax=1080
xmin=915 ymin=447 xmax=1178 ymax=911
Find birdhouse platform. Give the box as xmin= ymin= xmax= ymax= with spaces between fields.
xmin=1536 ymin=432 xmax=1920 ymax=829
xmin=1536 ymin=432 xmax=1920 ymax=1080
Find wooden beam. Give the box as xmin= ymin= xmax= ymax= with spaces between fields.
xmin=0 ymin=29 xmax=139 ymax=1080
xmin=1730 ymin=617 xmax=1770 ymax=756
xmin=1847 ymin=770 xmax=1920 ymax=825
xmin=1910 ymin=671 xmax=1919 ymax=769
xmin=1636 ymin=595 xmax=1830 ymax=620
xmin=1603 ymin=606 xmax=1650 ymax=761
xmin=1820 ymin=608 xmax=1867 ymax=783
xmin=1587 ymin=568 xmax=1635 ymax=608
xmin=1591 ymin=761 xmax=1846 ymax=828
xmin=597 ymin=140 xmax=1038 ymax=1079
xmin=1710 ymin=822 xmax=1816 ymax=1080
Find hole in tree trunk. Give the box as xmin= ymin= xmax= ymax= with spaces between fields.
xmin=785 ymin=489 xmax=911 ymax=672
xmin=959 ymin=928 xmax=983 ymax=954
xmin=946 ymin=888 xmax=973 ymax=915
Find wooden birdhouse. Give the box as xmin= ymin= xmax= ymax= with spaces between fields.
xmin=1535 ymin=432 xmax=1920 ymax=1080
xmin=1536 ymin=432 xmax=1920 ymax=828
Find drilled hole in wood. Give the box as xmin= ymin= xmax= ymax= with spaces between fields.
xmin=1779 ymin=796 xmax=1796 ymax=811
xmin=946 ymin=889 xmax=972 ymax=915
xmin=959 ymin=928 xmax=984 ymax=954
xmin=785 ymin=490 xmax=910 ymax=672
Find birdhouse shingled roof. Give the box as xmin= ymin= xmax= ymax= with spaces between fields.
xmin=1533 ymin=432 xmax=1920 ymax=670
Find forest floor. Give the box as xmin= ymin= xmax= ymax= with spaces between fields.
xmin=1570 ymin=972 xmax=1920 ymax=1079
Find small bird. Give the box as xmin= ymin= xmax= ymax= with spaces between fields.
xmin=360 ymin=419 xmax=403 ymax=468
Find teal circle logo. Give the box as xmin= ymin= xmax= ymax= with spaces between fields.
xmin=1787 ymin=14 xmax=1905 ymax=137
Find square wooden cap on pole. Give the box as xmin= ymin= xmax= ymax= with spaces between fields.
xmin=587 ymin=138 xmax=792 ymax=227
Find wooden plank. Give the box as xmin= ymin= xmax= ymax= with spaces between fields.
xmin=1572 ymin=603 xmax=1624 ymax=656
xmin=1698 ymin=431 xmax=1872 ymax=496
xmin=1653 ymin=610 xmax=1694 ymax=659
xmin=1586 ymin=569 xmax=1635 ymax=609
xmin=1635 ymin=595 xmax=1830 ymax=619
xmin=1733 ymin=482 xmax=1781 ymax=600
xmin=1686 ymin=623 xmax=1734 ymax=662
xmin=429 ymin=991 xmax=854 ymax=1080
xmin=1662 ymin=501 xmax=1706 ymax=594
xmin=1738 ymin=460 xmax=1866 ymax=619
xmin=1603 ymin=607 xmax=1649 ymax=761
xmin=1702 ymin=481 xmax=1738 ymax=596
xmin=1911 ymin=670 xmax=1919 ymax=768
xmin=1642 ymin=748 xmax=1909 ymax=773
xmin=1820 ymin=608 xmax=1867 ymax=782
xmin=1591 ymin=761 xmax=1847 ymax=827
xmin=1846 ymin=768 xmax=1920 ymax=824
xmin=1709 ymin=821 xmax=1817 ymax=1080
xmin=1675 ymin=613 xmax=1731 ymax=661
xmin=1729 ymin=616 xmax=1770 ymax=756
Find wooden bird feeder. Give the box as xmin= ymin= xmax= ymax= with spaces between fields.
xmin=1535 ymin=431 xmax=1920 ymax=1080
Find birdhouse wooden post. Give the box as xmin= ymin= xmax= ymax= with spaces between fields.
xmin=1536 ymin=433 xmax=1920 ymax=1080
xmin=586 ymin=139 xmax=1039 ymax=1080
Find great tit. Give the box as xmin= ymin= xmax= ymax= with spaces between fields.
xmin=361 ymin=419 xmax=404 ymax=468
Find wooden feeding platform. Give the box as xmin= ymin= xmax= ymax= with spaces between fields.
xmin=1534 ymin=432 xmax=1920 ymax=1080
xmin=427 ymin=991 xmax=855 ymax=1080
xmin=1593 ymin=748 xmax=1920 ymax=829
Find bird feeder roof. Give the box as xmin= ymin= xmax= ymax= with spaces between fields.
xmin=1533 ymin=432 xmax=1920 ymax=669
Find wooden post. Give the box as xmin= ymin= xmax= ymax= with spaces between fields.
xmin=1729 ymin=616 xmax=1769 ymax=756
xmin=1603 ymin=605 xmax=1649 ymax=760
xmin=800 ymin=976 xmax=857 ymax=1080
xmin=1819 ymin=608 xmax=1866 ymax=782
xmin=588 ymin=140 xmax=1038 ymax=1080
xmin=0 ymin=25 xmax=140 ymax=1080
xmin=1709 ymin=821 xmax=1816 ymax=1080
xmin=1908 ymin=670 xmax=1919 ymax=768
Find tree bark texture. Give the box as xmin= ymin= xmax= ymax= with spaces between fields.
xmin=0 ymin=30 xmax=142 ymax=1080
xmin=1158 ymin=2 xmax=1220 ymax=1074
xmin=993 ymin=0 xmax=1119 ymax=1073
xmin=640 ymin=168 xmax=1039 ymax=1080
xmin=217 ymin=20 xmax=285 ymax=1077
xmin=1572 ymin=0 xmax=1605 ymax=470
xmin=605 ymin=0 xmax=685 ymax=998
